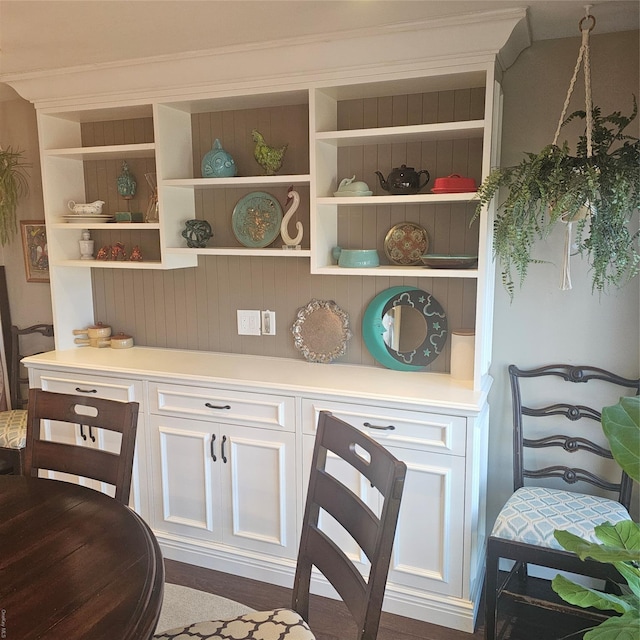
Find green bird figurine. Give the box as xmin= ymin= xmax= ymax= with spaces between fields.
xmin=251 ymin=129 xmax=288 ymax=175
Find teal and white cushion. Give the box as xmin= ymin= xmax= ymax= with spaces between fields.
xmin=153 ymin=608 xmax=315 ymax=640
xmin=0 ymin=410 xmax=27 ymax=449
xmin=491 ymin=486 xmax=630 ymax=550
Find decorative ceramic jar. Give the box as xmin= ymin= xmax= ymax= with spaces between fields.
xmin=78 ymin=229 xmax=95 ymax=260
xmin=201 ymin=139 xmax=237 ymax=178
xmin=116 ymin=161 xmax=137 ymax=199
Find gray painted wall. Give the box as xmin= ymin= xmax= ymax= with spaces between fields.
xmin=487 ymin=29 xmax=640 ymax=523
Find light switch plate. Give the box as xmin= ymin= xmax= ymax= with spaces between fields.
xmin=237 ymin=310 xmax=261 ymax=335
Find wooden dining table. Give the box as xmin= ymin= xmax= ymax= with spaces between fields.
xmin=0 ymin=475 xmax=164 ymax=639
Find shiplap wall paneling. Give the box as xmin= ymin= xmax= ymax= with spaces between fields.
xmin=82 ymin=118 xmax=156 ymax=220
xmin=189 ymin=105 xmax=310 ymax=249
xmin=91 ymin=90 xmax=477 ymax=371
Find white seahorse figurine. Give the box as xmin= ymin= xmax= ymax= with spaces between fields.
xmin=280 ymin=186 xmax=303 ymax=248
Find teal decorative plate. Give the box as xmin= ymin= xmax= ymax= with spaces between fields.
xmin=232 ymin=192 xmax=283 ymax=248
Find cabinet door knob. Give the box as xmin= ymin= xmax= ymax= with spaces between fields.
xmin=221 ymin=435 xmax=228 ymax=464
xmin=210 ymin=433 xmax=217 ymax=462
xmin=205 ymin=403 xmax=231 ymax=410
xmin=363 ymin=422 xmax=395 ymax=431
xmin=75 ymin=387 xmax=98 ymax=394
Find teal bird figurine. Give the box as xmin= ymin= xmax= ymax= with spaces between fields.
xmin=251 ymin=129 xmax=288 ymax=175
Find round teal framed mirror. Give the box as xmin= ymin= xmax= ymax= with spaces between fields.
xmin=362 ymin=286 xmax=448 ymax=371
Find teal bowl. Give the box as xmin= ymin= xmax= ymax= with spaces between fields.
xmin=333 ymin=248 xmax=379 ymax=268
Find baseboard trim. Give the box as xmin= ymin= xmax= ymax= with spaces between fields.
xmin=158 ymin=532 xmax=480 ymax=633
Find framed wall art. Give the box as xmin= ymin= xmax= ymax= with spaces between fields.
xmin=20 ymin=221 xmax=49 ymax=283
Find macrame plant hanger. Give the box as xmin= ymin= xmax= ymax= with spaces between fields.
xmin=555 ymin=5 xmax=596 ymax=290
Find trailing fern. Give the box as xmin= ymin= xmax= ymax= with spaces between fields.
xmin=475 ymin=98 xmax=640 ymax=298
xmin=0 ymin=146 xmax=30 ymax=245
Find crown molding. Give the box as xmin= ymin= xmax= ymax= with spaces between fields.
xmin=1 ymin=7 xmax=529 ymax=108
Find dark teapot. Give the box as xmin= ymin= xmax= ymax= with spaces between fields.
xmin=375 ymin=165 xmax=430 ymax=195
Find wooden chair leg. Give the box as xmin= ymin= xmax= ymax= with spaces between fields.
xmin=516 ymin=560 xmax=528 ymax=583
xmin=484 ymin=539 xmax=500 ymax=640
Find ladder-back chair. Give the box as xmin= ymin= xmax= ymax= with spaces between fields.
xmin=0 ymin=323 xmax=54 ymax=474
xmin=23 ymin=388 xmax=139 ymax=504
xmin=154 ymin=410 xmax=407 ymax=640
xmin=485 ymin=363 xmax=640 ymax=640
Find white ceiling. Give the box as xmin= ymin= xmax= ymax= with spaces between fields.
xmin=0 ymin=0 xmax=638 ymax=98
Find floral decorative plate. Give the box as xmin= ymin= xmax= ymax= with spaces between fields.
xmin=232 ymin=192 xmax=283 ymax=248
xmin=383 ymin=222 xmax=429 ymax=266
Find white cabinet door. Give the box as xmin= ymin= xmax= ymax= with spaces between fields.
xmin=384 ymin=444 xmax=465 ymax=598
xmin=149 ymin=414 xmax=297 ymax=559
xmin=301 ymin=398 xmax=467 ymax=597
xmin=149 ymin=414 xmax=223 ymax=540
xmin=219 ymin=424 xmax=297 ymax=558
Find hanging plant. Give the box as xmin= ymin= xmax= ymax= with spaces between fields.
xmin=474 ymin=12 xmax=640 ymax=298
xmin=0 ymin=146 xmax=30 ymax=245
xmin=476 ymin=100 xmax=640 ymax=297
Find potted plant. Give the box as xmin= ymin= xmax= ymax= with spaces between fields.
xmin=475 ymin=99 xmax=640 ymax=298
xmin=0 ymin=145 xmax=30 ymax=245
xmin=551 ymin=395 xmax=640 ymax=640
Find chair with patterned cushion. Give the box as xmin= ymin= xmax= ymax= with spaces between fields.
xmin=0 ymin=409 xmax=28 ymax=474
xmin=154 ymin=410 xmax=407 ymax=640
xmin=0 ymin=323 xmax=54 ymax=475
xmin=484 ymin=364 xmax=640 ymax=640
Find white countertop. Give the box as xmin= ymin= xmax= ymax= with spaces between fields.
xmin=24 ymin=347 xmax=491 ymax=415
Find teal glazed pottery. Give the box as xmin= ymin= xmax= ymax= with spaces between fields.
xmin=182 ymin=219 xmax=213 ymax=248
xmin=201 ymin=139 xmax=237 ymax=178
xmin=332 ymin=247 xmax=379 ymax=268
xmin=116 ymin=161 xmax=137 ymax=199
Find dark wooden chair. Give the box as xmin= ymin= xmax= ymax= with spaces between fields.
xmin=0 ymin=323 xmax=54 ymax=475
xmin=485 ymin=364 xmax=640 ymax=640
xmin=154 ymin=410 xmax=407 ymax=640
xmin=23 ymin=388 xmax=140 ymax=504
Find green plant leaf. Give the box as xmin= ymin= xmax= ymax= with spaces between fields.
xmin=601 ymin=396 xmax=640 ymax=483
xmin=551 ymin=574 xmax=632 ymax=614
xmin=554 ymin=523 xmax=640 ymax=564
xmin=583 ymin=608 xmax=640 ymax=640
xmin=595 ymin=521 xmax=640 ymax=552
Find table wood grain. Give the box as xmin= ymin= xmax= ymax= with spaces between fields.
xmin=0 ymin=476 xmax=164 ymax=640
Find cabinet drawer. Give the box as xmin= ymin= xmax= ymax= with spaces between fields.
xmin=302 ymin=398 xmax=466 ymax=456
xmin=148 ymin=382 xmax=295 ymax=431
xmin=32 ymin=370 xmax=143 ymax=404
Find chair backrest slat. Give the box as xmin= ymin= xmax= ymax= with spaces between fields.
xmin=23 ymin=389 xmax=139 ymax=504
xmin=292 ymin=411 xmax=406 ymax=640
xmin=509 ymin=364 xmax=639 ymax=509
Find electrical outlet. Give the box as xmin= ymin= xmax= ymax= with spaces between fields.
xmin=262 ymin=310 xmax=276 ymax=335
xmin=237 ymin=310 xmax=261 ymax=335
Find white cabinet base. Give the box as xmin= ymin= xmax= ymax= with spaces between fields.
xmin=25 ymin=347 xmax=490 ymax=634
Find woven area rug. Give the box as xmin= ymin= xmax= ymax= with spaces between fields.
xmin=156 ymin=583 xmax=255 ymax=634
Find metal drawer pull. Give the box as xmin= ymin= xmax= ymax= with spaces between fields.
xmin=205 ymin=403 xmax=231 ymax=410
xmin=210 ymin=433 xmax=217 ymax=462
xmin=363 ymin=422 xmax=396 ymax=431
xmin=75 ymin=387 xmax=98 ymax=394
xmin=79 ymin=424 xmax=87 ymax=441
xmin=221 ymin=435 xmax=228 ymax=464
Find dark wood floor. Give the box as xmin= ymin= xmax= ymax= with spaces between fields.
xmin=164 ymin=559 xmax=598 ymax=640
